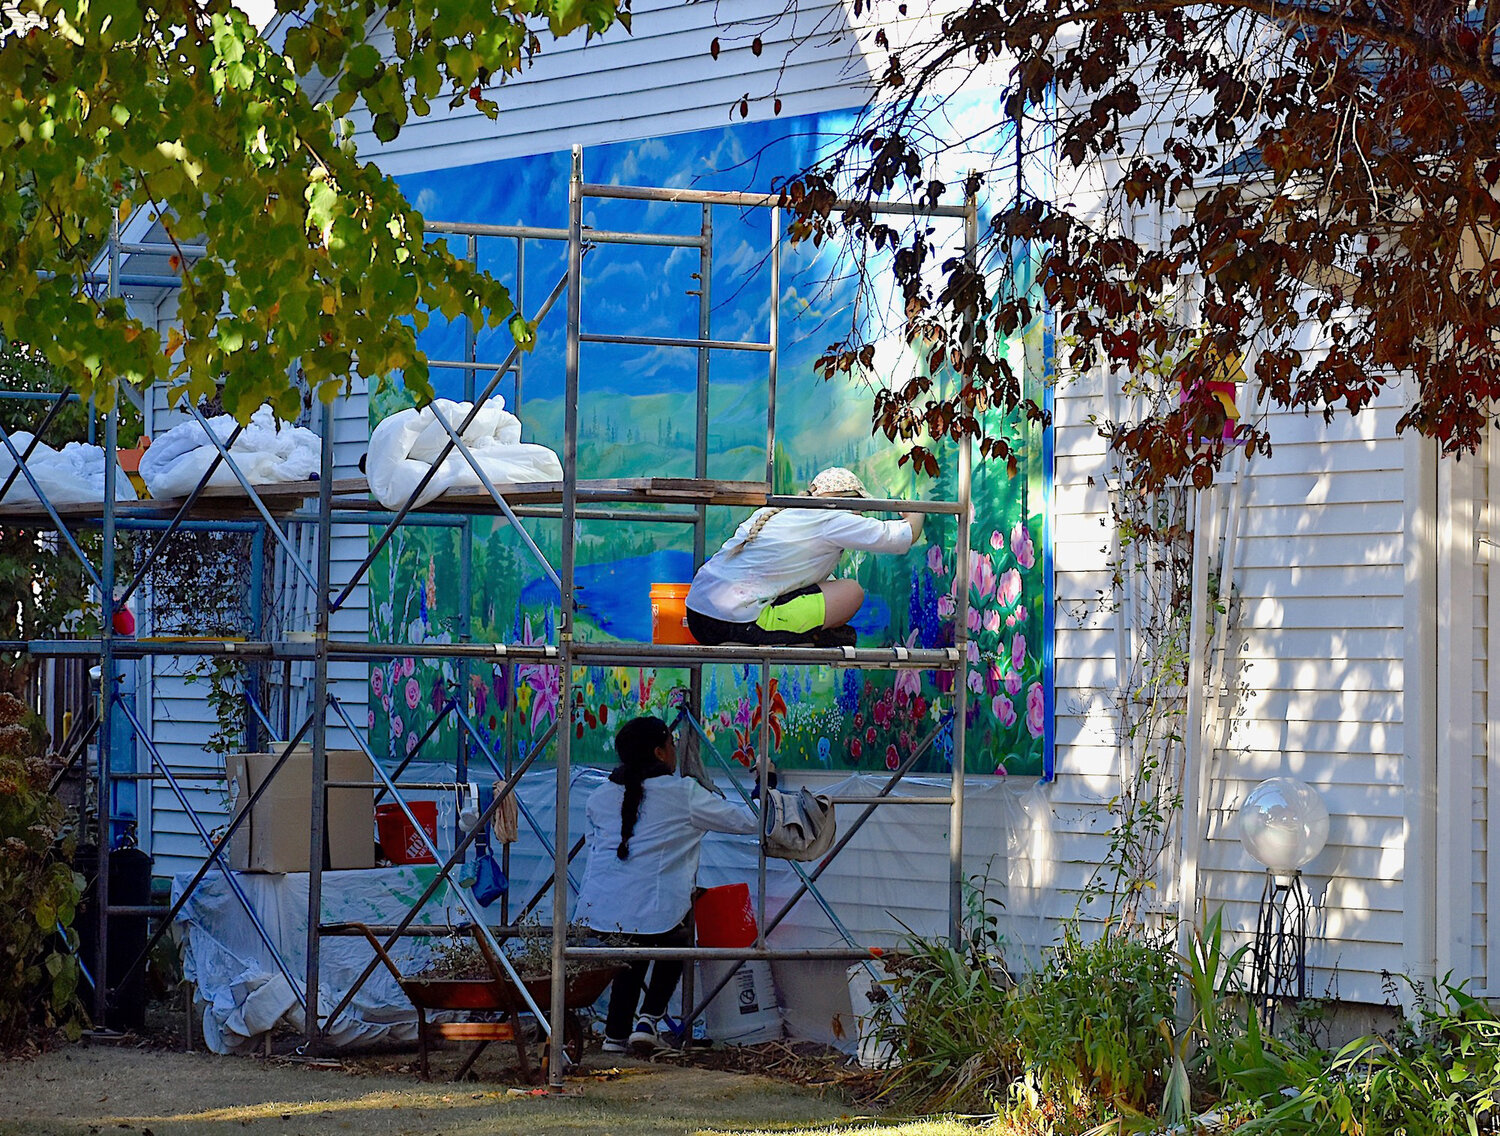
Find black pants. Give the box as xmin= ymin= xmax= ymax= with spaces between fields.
xmin=602 ymin=917 xmax=692 ymax=1040
xmin=686 ymin=583 xmax=854 ymax=647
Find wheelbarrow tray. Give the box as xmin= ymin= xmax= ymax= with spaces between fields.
xmin=399 ymin=966 xmax=619 ymax=1014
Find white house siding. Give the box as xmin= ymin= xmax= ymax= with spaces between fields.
xmin=135 ymin=278 xmax=370 ymax=877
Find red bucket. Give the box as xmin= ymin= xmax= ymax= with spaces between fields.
xmin=694 ymin=882 xmax=758 ymax=948
xmin=375 ymin=801 xmax=437 ymax=865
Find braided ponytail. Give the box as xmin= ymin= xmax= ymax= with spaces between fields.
xmin=724 ymin=506 xmax=787 ymax=557
xmin=610 ymin=716 xmax=674 ymax=860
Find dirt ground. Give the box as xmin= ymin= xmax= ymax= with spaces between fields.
xmin=0 ymin=1042 xmax=876 ymax=1136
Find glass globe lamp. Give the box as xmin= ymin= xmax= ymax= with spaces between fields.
xmin=1238 ymin=777 xmax=1329 ymax=874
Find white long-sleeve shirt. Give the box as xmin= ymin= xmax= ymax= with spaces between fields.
xmin=575 ymin=776 xmax=760 ymax=935
xmin=686 ymin=508 xmax=914 ymax=624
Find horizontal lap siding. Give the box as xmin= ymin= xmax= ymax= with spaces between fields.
xmin=142 ymin=382 xmax=370 ymax=880
xmin=1201 ymin=398 xmax=1406 ymax=1002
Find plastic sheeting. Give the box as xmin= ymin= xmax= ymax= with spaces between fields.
xmin=140 ymin=405 xmax=319 ymax=499
xmin=172 ymin=866 xmax=454 ymax=1054
xmin=0 ymin=432 xmax=138 ymax=506
xmin=365 ymin=398 xmax=562 ymax=509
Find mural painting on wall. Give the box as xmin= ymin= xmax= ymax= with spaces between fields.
xmin=369 ymin=98 xmax=1053 ymax=778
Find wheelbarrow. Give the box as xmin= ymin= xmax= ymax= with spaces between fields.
xmin=332 ymin=922 xmax=619 ymax=1081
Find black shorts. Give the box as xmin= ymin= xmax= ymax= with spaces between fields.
xmin=686 ymin=583 xmax=823 ymax=646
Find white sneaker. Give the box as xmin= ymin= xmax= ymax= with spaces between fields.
xmin=600 ymin=1036 xmax=628 ymax=1054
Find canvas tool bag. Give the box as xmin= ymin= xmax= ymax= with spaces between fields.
xmin=762 ymin=787 xmax=836 ymax=861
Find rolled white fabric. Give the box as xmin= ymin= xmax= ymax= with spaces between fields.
xmin=139 ymin=405 xmax=319 ymax=499
xmin=365 ymin=397 xmax=562 ymax=509
xmin=0 ymin=431 xmax=138 ymax=505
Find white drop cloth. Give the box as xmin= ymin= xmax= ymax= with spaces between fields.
xmin=0 ymin=432 xmax=138 ymax=505
xmin=365 ymin=398 xmax=562 ymax=509
xmin=140 ymin=405 xmax=319 ymax=499
xmin=171 ymin=865 xmax=455 ymax=1054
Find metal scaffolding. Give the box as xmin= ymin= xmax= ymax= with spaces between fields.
xmin=7 ymin=147 xmax=976 ymax=1086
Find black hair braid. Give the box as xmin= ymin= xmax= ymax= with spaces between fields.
xmin=611 ymin=716 xmax=674 ymax=861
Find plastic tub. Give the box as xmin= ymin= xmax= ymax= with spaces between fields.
xmin=376 ymin=801 xmax=438 ymax=865
xmin=650 ymin=582 xmax=698 ymax=645
xmin=694 ymin=882 xmax=758 ymax=948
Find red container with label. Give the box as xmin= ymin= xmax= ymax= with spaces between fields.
xmin=694 ymin=882 xmax=759 ymax=948
xmin=375 ymin=801 xmax=438 ymax=865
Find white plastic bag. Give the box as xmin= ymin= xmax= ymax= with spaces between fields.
xmin=139 ymin=405 xmax=319 ymax=499
xmin=365 ymin=398 xmax=562 ymax=509
xmin=0 ymin=432 xmax=138 ymax=505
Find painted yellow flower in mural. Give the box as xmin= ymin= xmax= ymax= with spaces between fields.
xmin=517 ymin=683 xmax=533 ymax=718
xmin=615 ymin=667 xmax=630 ymax=696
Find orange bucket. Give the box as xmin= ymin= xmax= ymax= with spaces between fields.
xmin=650 ymin=582 xmax=698 ymax=645
xmin=694 ymin=883 xmax=758 ymax=948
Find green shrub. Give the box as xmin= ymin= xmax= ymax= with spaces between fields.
xmin=0 ymin=701 xmax=83 ymax=1047
xmin=1002 ymin=923 xmax=1178 ymax=1129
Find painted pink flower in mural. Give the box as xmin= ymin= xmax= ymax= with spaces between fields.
xmin=390 ymin=713 xmax=404 ymax=739
xmin=405 ymin=732 xmax=418 ymax=755
xmin=885 ymin=744 xmax=900 ymax=770
xmin=937 ymin=594 xmax=956 ymax=618
xmin=371 ymin=669 xmax=383 ymax=698
xmin=368 ymin=710 xmax=376 ymax=728
xmin=990 ymin=529 xmax=1003 ymax=550
xmin=970 ymin=555 xmax=996 ymax=600
xmin=865 ymin=726 xmax=877 ymax=745
xmin=984 ymin=609 xmax=1002 ymax=633
xmin=1012 ymin=632 xmax=1027 ymax=671
xmin=967 ymin=605 xmax=982 ymax=633
xmin=523 ymin=664 xmax=560 ymax=733
xmin=997 ymin=568 xmax=1023 ymax=608
xmin=404 ymin=677 xmax=421 ymax=710
xmin=895 ymin=633 xmax=922 ymax=700
xmin=1005 ymin=671 xmax=1023 ymax=696
xmin=993 ymin=695 xmax=1016 ymax=727
xmin=382 ymin=693 xmax=393 ymax=714
xmin=850 ymin=738 xmax=862 ymax=760
xmin=403 ymin=657 xmax=416 ymax=677
xmin=967 ymin=667 xmax=985 ymax=694
xmin=1026 ymin=682 xmax=1045 ymax=738
xmin=987 ymin=664 xmax=1002 ymax=695
xmin=1011 ymin=521 xmax=1035 ymax=570
xmin=927 ymin=545 xmax=944 ymax=574
xmin=966 ymin=640 xmax=980 ymax=664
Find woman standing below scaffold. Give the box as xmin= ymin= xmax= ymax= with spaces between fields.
xmin=575 ymin=715 xmax=766 ymax=1053
xmin=685 ymin=467 xmax=926 ymax=648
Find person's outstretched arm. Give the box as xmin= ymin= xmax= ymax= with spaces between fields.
xmin=900 ymin=510 xmax=925 ymax=543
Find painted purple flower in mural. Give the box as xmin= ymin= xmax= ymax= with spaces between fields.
xmin=1005 ymin=671 xmax=1023 ymax=696
xmin=390 ymin=713 xmax=404 ymax=739
xmin=997 ymin=568 xmax=1023 ymax=608
xmin=1011 ymin=521 xmax=1035 ymax=570
xmin=1012 ymin=632 xmax=1027 ymax=672
xmin=937 ymin=594 xmax=956 ymax=618
xmin=472 ymin=676 xmax=488 ymax=718
xmin=1026 ymin=682 xmax=1045 ymax=738
xmin=492 ymin=667 xmax=507 ymax=710
xmin=895 ymin=635 xmax=922 ymax=700
xmin=987 ymin=664 xmax=1002 ymax=695
xmin=990 ymin=529 xmax=1003 ymax=550
xmin=967 ymin=605 xmax=982 ymax=633
xmin=404 ymin=677 xmax=421 ymax=711
xmin=927 ymin=545 xmax=944 ymax=574
xmin=405 ymin=731 xmax=418 ymax=755
xmin=371 ymin=669 xmax=383 ymax=698
xmin=967 ymin=667 xmax=985 ymax=695
xmin=430 ymin=676 xmax=445 ymax=715
xmin=970 ymin=555 xmax=996 ymax=600
xmin=984 ymin=609 xmax=1001 ymax=633
xmin=992 ymin=695 xmax=1016 ymax=727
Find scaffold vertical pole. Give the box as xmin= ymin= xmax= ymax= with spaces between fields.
xmin=766 ymin=205 xmax=780 ymax=488
xmin=95 ymin=398 xmax=118 ymax=1026
xmin=549 ymin=143 xmax=585 ymax=1089
xmin=304 ymin=398 xmax=336 ymax=1049
xmin=949 ymin=188 xmax=979 ymax=949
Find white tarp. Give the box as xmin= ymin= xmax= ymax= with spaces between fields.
xmin=140 ymin=405 xmax=319 ymax=499
xmin=0 ymin=432 xmax=138 ymax=505
xmin=172 ymin=865 xmax=453 ymax=1054
xmin=365 ymin=398 xmax=562 ymax=509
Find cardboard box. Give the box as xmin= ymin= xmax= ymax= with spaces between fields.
xmin=226 ymin=746 xmax=375 ymax=873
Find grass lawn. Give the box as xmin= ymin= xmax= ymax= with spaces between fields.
xmin=0 ymin=1045 xmax=986 ymax=1136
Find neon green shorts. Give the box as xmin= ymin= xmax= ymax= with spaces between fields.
xmin=754 ymin=588 xmax=825 ymax=635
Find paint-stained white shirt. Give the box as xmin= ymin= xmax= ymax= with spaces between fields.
xmin=686 ymin=509 xmax=914 ymax=624
xmin=575 ymin=776 xmax=760 ymax=935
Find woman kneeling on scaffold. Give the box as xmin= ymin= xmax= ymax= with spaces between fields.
xmin=685 ymin=466 xmax=925 ymax=649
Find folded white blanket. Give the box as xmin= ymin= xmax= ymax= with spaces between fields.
xmin=139 ymin=406 xmax=320 ymax=499
xmin=0 ymin=432 xmax=138 ymax=506
xmin=366 ymin=398 xmax=562 ymax=509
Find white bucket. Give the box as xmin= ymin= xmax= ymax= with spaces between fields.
xmin=699 ymin=959 xmax=783 ymax=1044
xmin=845 ymin=961 xmax=903 ymax=1068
